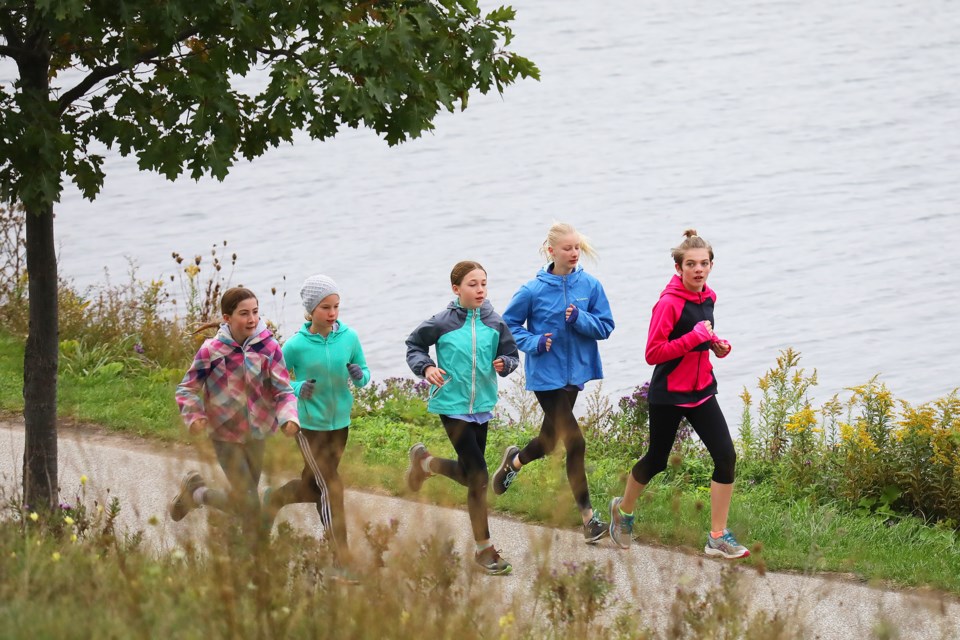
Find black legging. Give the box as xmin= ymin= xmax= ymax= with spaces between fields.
xmin=631 ymin=396 xmax=736 ymax=485
xmin=517 ymin=387 xmax=591 ymax=513
xmin=432 ymin=416 xmax=490 ymax=542
xmin=273 ymin=428 xmax=350 ymax=550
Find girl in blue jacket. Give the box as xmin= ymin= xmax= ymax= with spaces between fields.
xmin=261 ymin=274 xmax=370 ymax=571
xmin=405 ymin=261 xmax=520 ymax=575
xmin=495 ymin=223 xmax=615 ymax=544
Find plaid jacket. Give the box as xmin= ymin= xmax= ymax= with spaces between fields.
xmin=176 ymin=322 xmax=299 ymax=442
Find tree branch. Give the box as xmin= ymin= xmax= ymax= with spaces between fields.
xmin=57 ymin=26 xmax=198 ymax=114
xmin=0 ymin=8 xmax=24 ymax=50
xmin=0 ymin=43 xmax=28 ymax=59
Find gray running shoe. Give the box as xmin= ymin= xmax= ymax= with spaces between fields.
xmin=609 ymin=496 xmax=635 ymax=549
xmin=704 ymin=529 xmax=750 ymax=559
xmin=475 ymin=546 xmax=512 ymax=575
xmin=583 ymin=514 xmax=609 ymax=544
xmin=169 ymin=471 xmax=205 ymax=521
xmin=405 ymin=443 xmax=432 ymax=493
xmin=492 ymin=445 xmax=521 ymax=495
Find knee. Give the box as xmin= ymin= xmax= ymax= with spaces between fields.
xmin=712 ymin=450 xmax=737 ymax=484
xmin=563 ymin=432 xmax=586 ymax=456
xmin=631 ymin=455 xmax=668 ymax=484
xmin=539 ymin=433 xmax=559 ymax=455
xmin=467 ymin=466 xmax=489 ymax=492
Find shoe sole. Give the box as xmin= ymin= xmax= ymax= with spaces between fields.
xmin=169 ymin=472 xmax=200 ymax=522
xmin=704 ymin=546 xmax=751 ymax=559
xmin=405 ymin=444 xmax=425 ymax=493
xmin=609 ymin=497 xmax=631 ymax=549
xmin=476 ymin=562 xmax=513 ymax=576
xmin=493 ymin=446 xmax=519 ymax=496
xmin=585 ymin=527 xmax=609 ymax=544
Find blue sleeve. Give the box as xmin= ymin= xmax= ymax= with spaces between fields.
xmin=405 ymin=315 xmax=441 ymax=378
xmin=570 ymin=280 xmax=615 ymax=340
xmin=502 ymin=285 xmax=541 ymax=354
xmin=350 ymin=334 xmax=372 ymax=388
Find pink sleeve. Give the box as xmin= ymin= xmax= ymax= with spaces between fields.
xmin=175 ymin=345 xmax=209 ymax=428
xmin=645 ymin=299 xmax=713 ymax=365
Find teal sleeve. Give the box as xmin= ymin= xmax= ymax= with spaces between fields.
xmin=350 ymin=336 xmax=372 ymax=388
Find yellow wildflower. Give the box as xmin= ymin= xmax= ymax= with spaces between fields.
xmin=71 ymin=534 xmax=78 ymax=543
xmin=400 ymin=611 xmax=410 ymax=625
xmin=80 ymin=475 xmax=88 ymax=485
xmin=29 ymin=512 xmax=39 ymax=522
xmin=51 ymin=552 xmax=61 ymax=562
xmin=184 ymin=264 xmax=201 ymax=278
xmin=64 ymin=516 xmax=75 ymax=525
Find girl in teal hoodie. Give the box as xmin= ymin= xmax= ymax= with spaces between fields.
xmin=405 ymin=261 xmax=519 ymax=575
xmin=262 ymin=274 xmax=370 ymax=565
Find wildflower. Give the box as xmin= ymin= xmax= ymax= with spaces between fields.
xmin=80 ymin=474 xmax=88 ymax=485
xmin=499 ymin=612 xmax=515 ymax=628
xmin=133 ymin=344 xmax=144 ymax=354
xmin=281 ymin=606 xmax=291 ymax=615
xmin=29 ymin=511 xmax=39 ymax=521
xmin=184 ymin=264 xmax=201 ymax=277
xmin=400 ymin=610 xmax=410 ymax=625
xmin=52 ymin=552 xmax=61 ymax=562
xmin=71 ymin=534 xmax=78 ymax=543
xmin=64 ymin=516 xmax=75 ymax=525
xmin=97 ymin=505 xmax=104 ymax=514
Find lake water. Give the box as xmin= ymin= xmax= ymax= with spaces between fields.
xmin=21 ymin=0 xmax=960 ymax=424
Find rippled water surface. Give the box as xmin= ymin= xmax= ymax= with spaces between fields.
xmin=36 ymin=0 xmax=960 ymax=422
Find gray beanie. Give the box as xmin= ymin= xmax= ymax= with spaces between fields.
xmin=300 ymin=274 xmax=340 ymax=314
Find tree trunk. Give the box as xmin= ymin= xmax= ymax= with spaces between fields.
xmin=22 ymin=203 xmax=58 ymax=510
xmin=18 ymin=33 xmax=59 ymax=510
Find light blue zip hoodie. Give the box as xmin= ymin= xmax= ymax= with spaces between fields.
xmin=282 ymin=321 xmax=370 ymax=431
xmin=502 ymin=264 xmax=615 ymax=391
xmin=406 ymin=300 xmax=519 ymax=415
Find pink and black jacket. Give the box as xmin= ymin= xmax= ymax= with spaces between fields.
xmin=645 ymin=275 xmax=729 ymax=405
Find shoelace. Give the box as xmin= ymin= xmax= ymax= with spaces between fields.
xmin=502 ymin=469 xmax=518 ymax=487
xmin=619 ymin=512 xmax=635 ymax=529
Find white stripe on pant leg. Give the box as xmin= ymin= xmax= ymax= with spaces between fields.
xmin=296 ymin=431 xmax=334 ymax=537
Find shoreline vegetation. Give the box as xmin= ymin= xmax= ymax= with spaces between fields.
xmin=2 ymin=206 xmax=959 ymax=637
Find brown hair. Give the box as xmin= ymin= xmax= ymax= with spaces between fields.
xmin=191 ymin=287 xmax=258 ymax=335
xmin=671 ymin=229 xmax=714 ymax=265
xmin=450 ymin=261 xmax=486 ymax=286
xmin=539 ymin=222 xmax=598 ymax=262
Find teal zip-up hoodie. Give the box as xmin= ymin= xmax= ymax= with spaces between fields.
xmin=282 ymin=321 xmax=371 ymax=431
xmin=405 ymin=300 xmax=519 ymax=415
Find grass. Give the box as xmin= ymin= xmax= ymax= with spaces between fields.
xmin=3 ymin=330 xmax=960 ymax=596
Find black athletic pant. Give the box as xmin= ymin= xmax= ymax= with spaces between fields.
xmin=631 ymin=396 xmax=736 ymax=485
xmin=272 ymin=428 xmax=350 ymax=550
xmin=432 ymin=416 xmax=490 ymax=542
xmin=517 ymin=387 xmax=592 ymax=513
xmin=208 ymin=439 xmax=266 ymax=519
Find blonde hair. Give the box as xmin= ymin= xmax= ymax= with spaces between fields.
xmin=450 ymin=260 xmax=486 ymax=286
xmin=539 ymin=222 xmax=598 ymax=263
xmin=670 ymin=229 xmax=714 ymax=265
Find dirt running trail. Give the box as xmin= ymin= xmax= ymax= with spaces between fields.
xmin=2 ymin=421 xmax=957 ymax=639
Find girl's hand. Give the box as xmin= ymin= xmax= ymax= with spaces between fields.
xmin=565 ymin=304 xmax=579 ymax=322
xmin=189 ymin=418 xmax=209 ymax=435
xmin=346 ymin=363 xmax=363 ymax=381
xmin=424 ymin=365 xmax=447 ymax=387
xmin=300 ymin=379 xmax=316 ymax=399
xmin=280 ymin=421 xmax=300 ymax=438
xmin=538 ymin=333 xmax=553 ymax=353
xmin=492 ymin=358 xmax=504 ymax=373
xmin=711 ymin=340 xmax=731 ymax=357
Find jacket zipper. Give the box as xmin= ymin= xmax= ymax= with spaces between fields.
xmin=696 ymin=292 xmax=704 ymax=391
xmin=562 ymin=274 xmax=571 ymax=385
xmin=469 ymin=309 xmax=477 ymax=413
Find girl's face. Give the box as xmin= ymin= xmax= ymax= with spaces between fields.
xmin=548 ymin=232 xmax=581 ymax=273
xmin=224 ymin=297 xmax=260 ymax=342
xmin=310 ymin=294 xmax=340 ymax=330
xmin=676 ymin=248 xmax=713 ymax=292
xmin=452 ymin=268 xmax=487 ymax=310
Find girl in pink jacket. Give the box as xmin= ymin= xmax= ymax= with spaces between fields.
xmin=169 ymin=287 xmax=299 ymax=536
xmin=608 ymin=230 xmax=749 ymax=559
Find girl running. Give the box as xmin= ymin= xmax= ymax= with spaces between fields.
xmin=261 ymin=274 xmax=370 ymax=568
xmin=608 ymin=229 xmax=748 ymax=559
xmin=494 ymin=222 xmax=615 ymax=544
xmin=405 ymin=261 xmax=519 ymax=575
xmin=170 ymin=287 xmax=299 ymax=537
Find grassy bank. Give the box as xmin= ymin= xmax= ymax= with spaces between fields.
xmin=2 ymin=331 xmax=959 ymax=595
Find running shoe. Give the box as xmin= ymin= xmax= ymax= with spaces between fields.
xmin=169 ymin=471 xmax=205 ymax=521
xmin=475 ymin=546 xmax=512 ymax=575
xmin=704 ymin=529 xmax=750 ymax=559
xmin=492 ymin=445 xmax=520 ymax=495
xmin=405 ymin=443 xmax=432 ymax=493
xmin=583 ymin=514 xmax=609 ymax=544
xmin=609 ymin=496 xmax=635 ymax=549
